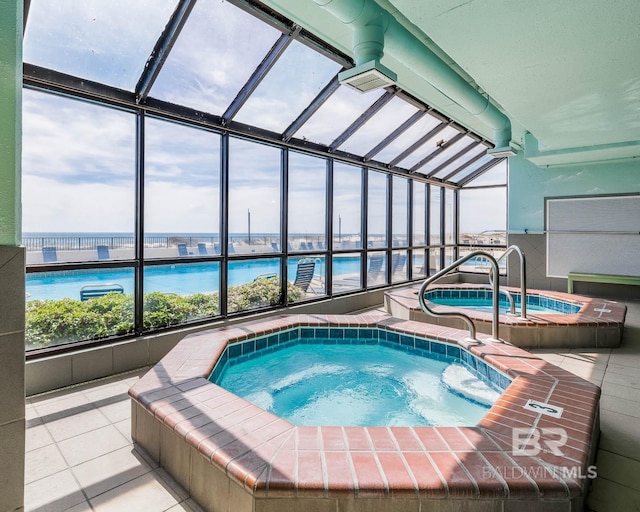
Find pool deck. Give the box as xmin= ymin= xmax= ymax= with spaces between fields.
xmin=122 ymin=314 xmax=600 ymax=511
xmin=385 ymin=283 xmax=627 ymax=348
xmin=23 ymin=300 xmax=640 ymax=512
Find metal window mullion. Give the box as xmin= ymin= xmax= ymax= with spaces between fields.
xmin=222 ymin=28 xmax=300 ymax=124
xmin=386 ymin=174 xmax=393 ymax=283
xmin=361 ymin=166 xmax=367 ymax=289
xmin=442 ymin=151 xmax=486 ymax=183
xmin=364 ymin=109 xmax=427 ymax=161
xmin=409 ymin=131 xmax=467 ymax=173
xmin=23 ymin=0 xmax=31 ymax=33
xmin=407 ymin=179 xmax=413 ymax=281
xmin=280 ymin=148 xmax=288 ymax=304
xmin=389 ymin=121 xmax=449 ymax=167
xmin=135 ymin=0 xmax=197 ymax=102
xmin=424 ymin=140 xmax=479 ymax=178
xmin=425 ymin=183 xmax=431 ymax=276
xmin=454 ymin=188 xmax=460 ymax=261
xmin=283 ymin=74 xmax=341 ymax=142
xmin=329 ymin=90 xmax=396 ymax=151
xmin=220 ymin=133 xmax=230 ymax=317
xmin=422 ymin=182 xmax=428 ymax=278
xmin=134 ymin=111 xmax=145 ymax=334
xmin=439 ymin=186 xmax=446 ymax=269
xmin=326 ymin=159 xmax=333 ymax=295
xmin=458 ymin=157 xmax=504 ymax=187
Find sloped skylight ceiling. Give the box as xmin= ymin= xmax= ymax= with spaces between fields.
xmin=24 ymin=0 xmax=179 ymax=91
xmin=22 ymin=0 xmax=504 ymax=188
xmin=338 ymin=96 xmax=418 ymax=156
xmin=151 ymin=0 xmax=281 ymax=115
xmin=295 ymin=86 xmax=386 ymax=146
xmin=233 ymin=39 xmax=341 ymax=132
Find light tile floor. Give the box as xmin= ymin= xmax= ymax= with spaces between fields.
xmin=25 ymin=300 xmax=640 ymax=512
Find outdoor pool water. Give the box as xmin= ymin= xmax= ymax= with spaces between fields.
xmin=215 ymin=342 xmax=500 ymax=427
xmin=26 ymin=257 xmax=361 ymax=301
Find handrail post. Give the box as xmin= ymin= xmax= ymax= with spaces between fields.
xmin=418 ymin=250 xmax=501 ymax=342
xmin=491 ymin=245 xmax=528 ymax=319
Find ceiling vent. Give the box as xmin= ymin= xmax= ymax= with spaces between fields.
xmin=487 ymin=144 xmax=518 ymax=158
xmin=338 ymin=60 xmax=397 ymax=93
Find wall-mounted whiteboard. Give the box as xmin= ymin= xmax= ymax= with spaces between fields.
xmin=546 ymin=194 xmax=640 ymax=278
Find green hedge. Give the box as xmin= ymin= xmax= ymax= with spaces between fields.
xmin=26 ymin=277 xmax=305 ymax=348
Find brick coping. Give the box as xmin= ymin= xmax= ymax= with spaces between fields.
xmin=129 ymin=314 xmax=600 ymax=503
xmin=386 ymin=283 xmax=627 ymax=327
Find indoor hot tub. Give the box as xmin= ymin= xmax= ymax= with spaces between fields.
xmin=385 ymin=283 xmax=627 ymax=348
xmin=129 ymin=314 xmax=600 ymax=512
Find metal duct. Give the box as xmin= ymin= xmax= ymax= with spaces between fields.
xmin=313 ymin=0 xmax=514 ymax=154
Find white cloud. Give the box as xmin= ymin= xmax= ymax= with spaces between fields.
xmin=23 ymin=175 xmax=134 ymax=232
xmin=24 ymin=0 xmax=177 ymax=90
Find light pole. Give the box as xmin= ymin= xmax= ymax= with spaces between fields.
xmin=247 ymin=209 xmax=251 ymax=245
xmin=339 ymin=214 xmax=342 ymax=242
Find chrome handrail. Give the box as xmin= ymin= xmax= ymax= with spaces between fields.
xmin=418 ymin=250 xmax=501 ymax=341
xmin=498 ymin=287 xmax=516 ymax=315
xmin=489 ymin=245 xmax=528 ymax=319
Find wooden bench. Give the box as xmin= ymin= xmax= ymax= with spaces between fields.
xmin=80 ymin=283 xmax=125 ymax=301
xmin=567 ymin=272 xmax=640 ymax=293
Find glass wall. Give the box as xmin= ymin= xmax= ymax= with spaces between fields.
xmin=392 ymin=176 xmax=408 ymax=248
xmin=367 ymin=171 xmax=387 ymax=249
xmin=22 ymin=0 xmax=508 ymax=355
xmin=430 ymin=186 xmax=442 ymax=246
xmin=429 ymin=186 xmax=442 ymax=274
xmin=229 ymin=138 xmax=281 ymax=252
xmin=143 ymin=262 xmax=220 ymax=328
xmin=227 ymin=258 xmax=282 ymax=313
xmin=288 ymin=152 xmax=327 ymax=252
xmin=333 ymin=162 xmax=362 ymax=251
xmin=459 ymin=186 xmax=507 ymax=273
xmin=144 ymin=117 xmax=220 ymax=258
xmin=412 ymin=183 xmax=426 ymax=247
xmin=22 ymin=89 xmax=136 ymax=264
xmin=23 ymin=96 xmax=507 ymax=351
xmin=412 ymin=183 xmax=427 ymax=278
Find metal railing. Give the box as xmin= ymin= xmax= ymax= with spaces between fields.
xmin=489 ymin=245 xmax=528 ymax=319
xmin=418 ymin=250 xmax=501 ymax=341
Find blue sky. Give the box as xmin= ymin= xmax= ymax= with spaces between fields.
xmin=21 ymin=0 xmax=506 ymax=236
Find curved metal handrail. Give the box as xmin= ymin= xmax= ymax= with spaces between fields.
xmin=489 ymin=245 xmax=528 ymax=319
xmin=418 ymin=250 xmax=501 ymax=341
xmin=473 ymin=256 xmax=515 ymax=315
xmin=498 ymin=287 xmax=516 ymax=315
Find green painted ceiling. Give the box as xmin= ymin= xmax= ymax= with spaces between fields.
xmin=261 ymin=0 xmax=640 ymax=167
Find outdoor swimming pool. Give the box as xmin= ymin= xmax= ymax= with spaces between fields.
xmin=26 ymin=257 xmax=362 ymax=301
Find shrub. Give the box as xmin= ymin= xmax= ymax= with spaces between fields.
xmin=228 ymin=277 xmax=304 ymax=312
xmin=26 ymin=277 xmax=305 ymax=348
xmin=25 ymin=293 xmax=135 ymax=348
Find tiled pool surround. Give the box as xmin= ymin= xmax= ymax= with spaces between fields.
xmin=208 ymin=326 xmax=512 ymax=398
xmin=129 ymin=314 xmax=600 ymax=512
xmin=385 ymin=283 xmax=627 ymax=348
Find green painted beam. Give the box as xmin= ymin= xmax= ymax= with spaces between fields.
xmin=567 ymin=272 xmax=640 ymax=294
xmin=0 ymin=1 xmax=22 ymax=246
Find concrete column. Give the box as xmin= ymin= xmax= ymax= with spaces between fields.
xmin=0 ymin=1 xmax=25 ymax=511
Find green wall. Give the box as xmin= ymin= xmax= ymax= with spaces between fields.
xmin=508 ymin=154 xmax=640 ymax=232
xmin=0 ymin=0 xmax=22 ymax=246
